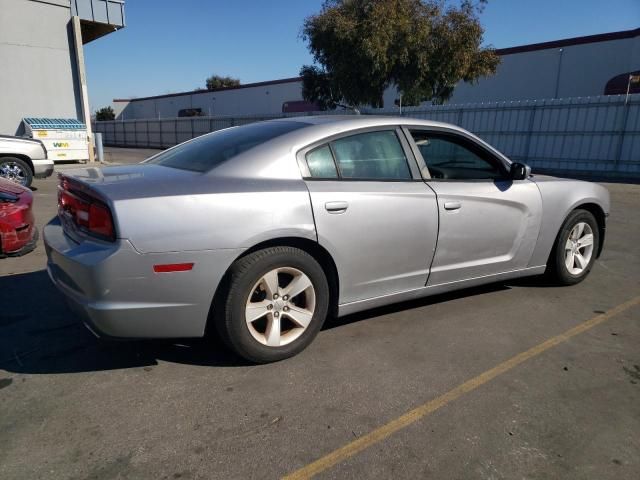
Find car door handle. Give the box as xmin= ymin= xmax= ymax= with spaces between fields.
xmin=325 ymin=201 xmax=349 ymax=214
xmin=444 ymin=201 xmax=461 ymax=211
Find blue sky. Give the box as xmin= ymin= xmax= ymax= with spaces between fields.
xmin=85 ymin=0 xmax=640 ymax=110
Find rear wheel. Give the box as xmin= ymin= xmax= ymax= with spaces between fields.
xmin=214 ymin=246 xmax=329 ymax=363
xmin=547 ymin=209 xmax=599 ymax=285
xmin=0 ymin=157 xmax=32 ymax=187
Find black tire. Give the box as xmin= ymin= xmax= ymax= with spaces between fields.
xmin=546 ymin=209 xmax=599 ymax=285
xmin=214 ymin=246 xmax=330 ymax=363
xmin=0 ymin=157 xmax=33 ymax=187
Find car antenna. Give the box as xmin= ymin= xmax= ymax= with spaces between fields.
xmin=335 ymin=103 xmax=361 ymax=115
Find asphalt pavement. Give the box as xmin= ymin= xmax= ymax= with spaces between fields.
xmin=1 ymin=153 xmax=638 ymax=479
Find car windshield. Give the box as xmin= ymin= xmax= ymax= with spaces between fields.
xmin=146 ymin=121 xmax=307 ymax=172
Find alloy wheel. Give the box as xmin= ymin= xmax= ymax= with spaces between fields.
xmin=564 ymin=222 xmax=594 ymax=275
xmin=245 ymin=267 xmax=316 ymax=347
xmin=0 ymin=162 xmax=28 ymax=186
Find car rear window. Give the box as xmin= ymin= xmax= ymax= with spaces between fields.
xmin=147 ymin=121 xmax=307 ymax=172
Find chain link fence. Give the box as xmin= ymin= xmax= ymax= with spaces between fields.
xmin=95 ymin=94 xmax=640 ymax=178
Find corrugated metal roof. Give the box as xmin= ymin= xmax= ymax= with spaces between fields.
xmin=23 ymin=118 xmax=87 ymax=130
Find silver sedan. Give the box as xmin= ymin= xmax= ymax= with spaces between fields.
xmin=44 ymin=116 xmax=610 ymax=363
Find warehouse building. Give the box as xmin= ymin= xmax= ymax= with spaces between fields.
xmin=113 ymin=27 xmax=640 ymax=120
xmin=0 ymin=0 xmax=125 ymax=138
xmin=449 ymin=27 xmax=640 ymax=104
xmin=112 ymin=77 xmax=305 ymax=120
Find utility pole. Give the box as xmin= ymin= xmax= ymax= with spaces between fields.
xmin=553 ymin=48 xmax=564 ymax=99
xmin=625 ymin=73 xmax=639 ymax=105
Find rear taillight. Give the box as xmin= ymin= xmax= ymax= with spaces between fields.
xmin=58 ymin=182 xmax=115 ymax=241
xmin=88 ymin=203 xmax=114 ymax=238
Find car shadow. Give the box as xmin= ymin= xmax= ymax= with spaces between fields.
xmin=494 ymin=179 xmax=513 ymax=192
xmin=0 ymin=270 xmax=249 ymax=375
xmin=506 ymin=274 xmax=560 ymax=288
xmin=1 ymin=270 xmax=553 ymax=374
xmin=323 ymin=283 xmax=512 ymax=331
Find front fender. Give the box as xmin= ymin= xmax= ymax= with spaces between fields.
xmin=528 ymin=177 xmax=610 ymax=267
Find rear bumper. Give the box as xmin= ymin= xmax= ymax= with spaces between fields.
xmin=33 ymin=160 xmax=54 ymax=179
xmin=0 ymin=227 xmax=38 ymax=258
xmin=44 ymin=217 xmax=241 ymax=339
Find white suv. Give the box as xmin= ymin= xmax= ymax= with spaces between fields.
xmin=0 ymin=135 xmax=54 ymax=187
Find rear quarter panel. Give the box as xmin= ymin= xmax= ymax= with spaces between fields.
xmin=528 ymin=176 xmax=610 ymax=267
xmin=114 ymin=177 xmax=316 ymax=254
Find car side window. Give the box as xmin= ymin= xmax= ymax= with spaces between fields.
xmin=306 ymin=145 xmax=338 ymax=178
xmin=330 ymin=130 xmax=412 ymax=180
xmin=408 ymin=130 xmax=505 ymax=180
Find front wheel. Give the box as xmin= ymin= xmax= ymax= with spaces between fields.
xmin=546 ymin=209 xmax=599 ymax=285
xmin=0 ymin=157 xmax=33 ymax=187
xmin=214 ymin=246 xmax=330 ymax=363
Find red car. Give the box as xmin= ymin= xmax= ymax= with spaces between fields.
xmin=0 ymin=177 xmax=37 ymax=257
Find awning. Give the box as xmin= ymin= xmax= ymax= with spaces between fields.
xmin=23 ymin=118 xmax=87 ymax=130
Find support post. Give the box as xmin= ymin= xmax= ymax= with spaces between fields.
xmin=71 ymin=16 xmax=95 ymax=162
xmin=95 ymin=132 xmax=104 ymax=162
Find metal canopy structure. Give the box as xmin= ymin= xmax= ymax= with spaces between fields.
xmin=70 ymin=0 xmax=126 ymax=43
xmin=23 ymin=118 xmax=87 ymax=130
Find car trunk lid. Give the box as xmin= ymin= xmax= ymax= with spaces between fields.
xmin=57 ymin=164 xmax=213 ymax=242
xmin=58 ymin=164 xmax=203 ymax=202
xmin=0 ymin=178 xmax=30 ymax=195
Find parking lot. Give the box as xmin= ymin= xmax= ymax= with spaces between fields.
xmin=1 ymin=154 xmax=639 ymax=479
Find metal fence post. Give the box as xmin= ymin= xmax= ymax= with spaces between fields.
xmin=524 ymin=105 xmax=537 ymax=163
xmin=613 ymin=101 xmax=631 ymax=172
xmin=133 ymin=120 xmax=137 ymax=147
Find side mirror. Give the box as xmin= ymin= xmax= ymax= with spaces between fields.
xmin=510 ymin=162 xmax=530 ymax=180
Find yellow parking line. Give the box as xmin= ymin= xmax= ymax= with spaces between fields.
xmin=283 ymin=295 xmax=640 ymax=480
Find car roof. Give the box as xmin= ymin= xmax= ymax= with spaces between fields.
xmin=207 ymin=114 xmax=491 ymax=181
xmin=281 ymin=114 xmax=462 ymax=132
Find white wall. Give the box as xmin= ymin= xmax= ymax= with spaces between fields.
xmin=193 ymin=81 xmax=303 ymax=116
xmin=112 ymin=100 xmax=130 ymax=118
xmin=451 ymin=36 xmax=639 ymax=104
xmin=0 ymin=0 xmax=81 ymax=135
xmin=117 ymin=81 xmax=303 ymax=120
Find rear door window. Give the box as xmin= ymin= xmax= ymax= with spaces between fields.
xmin=330 ymin=130 xmax=412 ymax=180
xmin=306 ymin=145 xmax=338 ymax=178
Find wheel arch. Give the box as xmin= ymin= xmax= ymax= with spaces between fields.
xmin=0 ymin=154 xmax=35 ymax=175
xmin=572 ymin=202 xmax=606 ymax=258
xmin=210 ymin=237 xmax=340 ymax=328
xmin=241 ymin=237 xmax=340 ymax=317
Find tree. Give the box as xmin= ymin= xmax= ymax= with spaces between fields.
xmin=95 ymin=106 xmax=115 ymax=121
xmin=206 ymin=74 xmax=241 ymax=90
xmin=300 ymin=0 xmax=499 ymax=109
